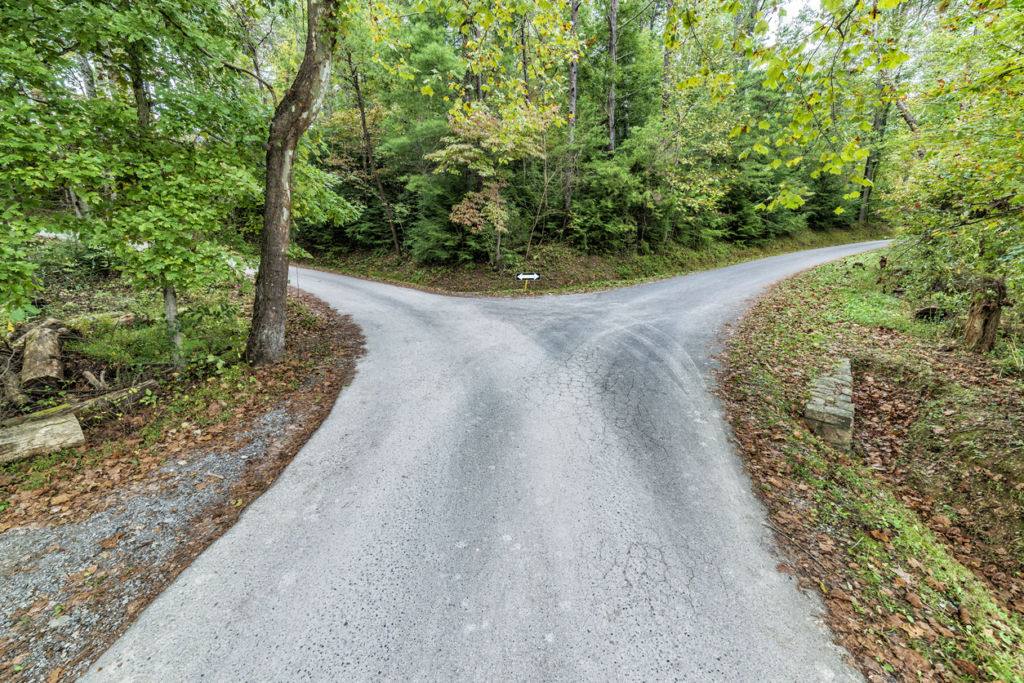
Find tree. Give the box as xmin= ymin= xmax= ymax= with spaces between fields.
xmin=345 ymin=49 xmax=402 ymax=256
xmin=1 ymin=0 xmax=265 ymax=353
xmin=245 ymin=0 xmax=341 ymax=365
xmin=607 ymin=0 xmax=619 ymax=153
xmin=562 ymin=0 xmax=580 ymax=220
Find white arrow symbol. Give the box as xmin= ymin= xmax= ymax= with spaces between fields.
xmin=516 ymin=273 xmax=540 ymax=280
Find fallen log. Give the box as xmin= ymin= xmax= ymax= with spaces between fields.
xmin=12 ymin=318 xmax=63 ymax=345
xmin=0 ymin=413 xmax=85 ymax=465
xmin=20 ymin=327 xmax=63 ymax=386
xmin=0 ymin=380 xmax=158 ymax=429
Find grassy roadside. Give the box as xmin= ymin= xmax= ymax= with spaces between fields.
xmin=297 ymin=225 xmax=890 ymax=294
xmin=720 ymin=250 xmax=1024 ymax=682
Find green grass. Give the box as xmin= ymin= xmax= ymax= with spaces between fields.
xmin=5 ymin=238 xmax=251 ymax=379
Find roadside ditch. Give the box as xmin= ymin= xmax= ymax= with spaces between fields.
xmin=718 ymin=252 xmax=1023 ymax=682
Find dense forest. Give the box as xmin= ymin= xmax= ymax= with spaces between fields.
xmin=1 ymin=0 xmax=1021 ymax=360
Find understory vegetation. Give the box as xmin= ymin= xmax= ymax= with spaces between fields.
xmin=0 ymin=237 xmax=356 ymax=502
xmin=722 ymin=249 xmax=1024 ymax=681
xmin=301 ymin=223 xmax=889 ymax=292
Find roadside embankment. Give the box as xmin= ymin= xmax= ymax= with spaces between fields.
xmin=296 ymin=226 xmax=890 ymax=295
xmin=719 ymin=251 xmax=1024 ymax=682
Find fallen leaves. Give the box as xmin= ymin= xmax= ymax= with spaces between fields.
xmin=98 ymin=532 xmax=124 ymax=549
xmin=718 ymin=259 xmax=1024 ymax=683
xmin=0 ymin=290 xmax=367 ymax=682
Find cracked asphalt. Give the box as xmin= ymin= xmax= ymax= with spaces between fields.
xmin=82 ymin=242 xmax=887 ymax=682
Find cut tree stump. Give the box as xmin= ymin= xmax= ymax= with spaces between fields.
xmin=0 ymin=380 xmax=158 ymax=429
xmin=20 ymin=327 xmax=63 ymax=386
xmin=963 ymin=278 xmax=1007 ymax=352
xmin=0 ymin=413 xmax=85 ymax=464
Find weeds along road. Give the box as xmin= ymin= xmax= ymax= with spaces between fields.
xmin=84 ymin=242 xmax=888 ymax=682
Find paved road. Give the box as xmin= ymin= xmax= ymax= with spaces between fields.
xmin=84 ymin=242 xmax=887 ymax=682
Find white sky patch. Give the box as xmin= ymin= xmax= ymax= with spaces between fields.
xmin=770 ymin=0 xmax=815 ymax=41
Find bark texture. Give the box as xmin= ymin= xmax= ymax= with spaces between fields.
xmin=963 ymin=278 xmax=1006 ymax=353
xmin=562 ymin=0 xmax=579 ymax=220
xmin=858 ymin=101 xmax=891 ymax=223
xmin=520 ymin=18 xmax=530 ymax=102
xmin=607 ymin=0 xmax=619 ymax=153
xmin=127 ymin=43 xmax=151 ymax=129
xmin=78 ymin=53 xmax=97 ymax=99
xmin=347 ymin=50 xmax=401 ymax=257
xmin=164 ymin=284 xmax=183 ymax=368
xmin=246 ymin=0 xmax=339 ymax=365
xmin=20 ymin=328 xmax=63 ymax=386
xmin=881 ymin=69 xmax=918 ymax=132
xmin=662 ymin=0 xmax=674 ymax=110
xmin=2 ymin=369 xmax=26 ymax=407
xmin=0 ymin=414 xmax=85 ymax=465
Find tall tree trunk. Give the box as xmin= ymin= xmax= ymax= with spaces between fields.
xmin=528 ymin=136 xmax=549 ymax=258
xmin=246 ymin=0 xmax=339 ymax=366
xmin=607 ymin=0 xmax=619 ymax=153
xmin=127 ymin=43 xmax=151 ymax=129
xmin=562 ymin=0 xmax=579 ymax=224
xmin=129 ymin=42 xmax=184 ymax=367
xmin=78 ymin=53 xmax=97 ymax=99
xmin=881 ymin=69 xmax=918 ymax=132
xmin=347 ymin=50 xmax=401 ymax=257
xmin=73 ymin=53 xmax=96 ymax=218
xmin=521 ymin=18 xmax=530 ymax=102
xmin=858 ymin=102 xmax=890 ymax=224
xmin=164 ymin=284 xmax=184 ymax=368
xmin=68 ymin=188 xmax=89 ymax=219
xmin=662 ymin=0 xmax=674 ymax=111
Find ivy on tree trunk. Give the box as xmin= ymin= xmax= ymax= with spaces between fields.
xmin=246 ymin=0 xmax=339 ymax=366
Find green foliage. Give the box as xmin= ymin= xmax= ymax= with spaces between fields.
xmin=881 ymin=1 xmax=1024 ymax=302
xmin=802 ymin=172 xmax=859 ymax=231
xmin=0 ymin=0 xmax=266 ymax=317
xmin=4 ymin=0 xmax=1008 ymax=347
xmin=32 ymin=238 xmax=124 ymax=288
xmin=718 ymin=161 xmax=806 ymax=244
xmin=66 ymin=296 xmax=248 ymax=375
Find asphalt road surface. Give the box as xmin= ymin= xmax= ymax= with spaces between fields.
xmin=84 ymin=242 xmax=888 ymax=682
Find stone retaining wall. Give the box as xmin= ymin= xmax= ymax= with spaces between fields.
xmin=804 ymin=358 xmax=854 ymax=451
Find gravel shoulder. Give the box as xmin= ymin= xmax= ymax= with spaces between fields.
xmin=0 ymin=290 xmax=364 ymax=682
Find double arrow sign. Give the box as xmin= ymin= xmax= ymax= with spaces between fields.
xmin=516 ymin=272 xmax=540 ymax=290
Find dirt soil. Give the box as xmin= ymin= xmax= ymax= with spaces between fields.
xmin=0 ymin=289 xmax=364 ymax=682
xmin=718 ymin=260 xmax=1024 ymax=682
